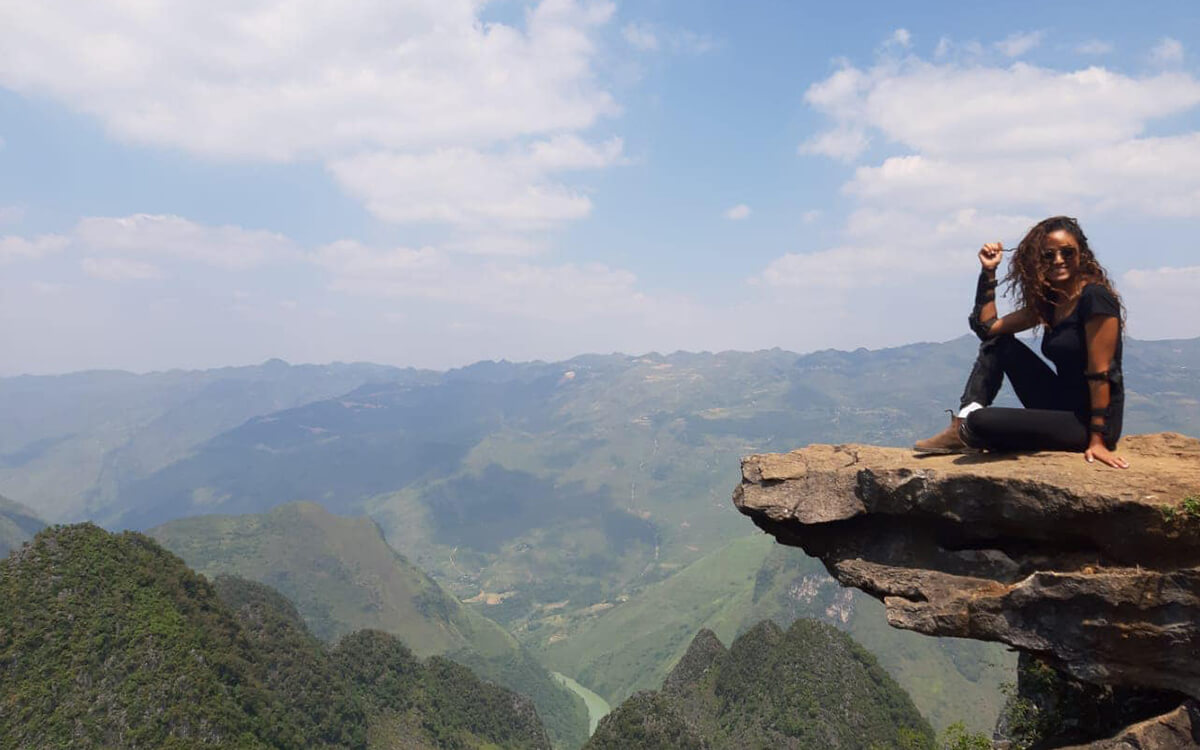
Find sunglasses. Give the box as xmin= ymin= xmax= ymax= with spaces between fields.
xmin=1040 ymin=246 xmax=1077 ymax=262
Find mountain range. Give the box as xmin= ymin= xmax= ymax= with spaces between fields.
xmin=3 ymin=334 xmax=1197 ymax=738
xmin=0 ymin=360 xmax=423 ymax=523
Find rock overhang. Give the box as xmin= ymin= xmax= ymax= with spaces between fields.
xmin=732 ymin=433 xmax=1200 ymax=700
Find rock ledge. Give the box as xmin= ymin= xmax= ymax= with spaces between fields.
xmin=733 ymin=433 xmax=1200 ymax=745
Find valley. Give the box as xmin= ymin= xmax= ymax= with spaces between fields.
xmin=3 ymin=334 xmax=1198 ymax=741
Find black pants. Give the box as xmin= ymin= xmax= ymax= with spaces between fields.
xmin=958 ymin=335 xmax=1097 ymax=452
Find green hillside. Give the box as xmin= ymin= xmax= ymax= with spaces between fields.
xmin=334 ymin=629 xmax=550 ymax=750
xmin=150 ymin=502 xmax=588 ymax=749
xmin=744 ymin=544 xmax=1012 ymax=733
xmin=0 ymin=494 xmax=45 ymax=558
xmin=541 ymin=535 xmax=1012 ymax=734
xmin=0 ymin=524 xmax=553 ymax=749
xmin=581 ymin=692 xmax=703 ymax=750
xmin=540 ymin=534 xmax=774 ymax=702
xmin=218 ymin=574 xmax=552 ymax=750
xmin=586 ymin=621 xmax=935 ymax=749
xmin=151 ymin=502 xmax=503 ymax=654
xmin=0 ymin=523 xmax=317 ymax=748
xmin=210 ymin=574 xmax=368 ymax=747
xmin=0 ymin=360 xmax=420 ymax=523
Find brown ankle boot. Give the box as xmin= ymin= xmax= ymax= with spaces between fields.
xmin=913 ymin=415 xmax=968 ymax=454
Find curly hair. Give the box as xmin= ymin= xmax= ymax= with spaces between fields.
xmin=1003 ymin=216 xmax=1124 ymax=328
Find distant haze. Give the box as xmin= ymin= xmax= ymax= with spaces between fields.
xmin=2 ymin=2 xmax=1199 ymax=374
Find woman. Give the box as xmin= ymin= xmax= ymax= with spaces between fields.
xmin=913 ymin=216 xmax=1129 ymax=469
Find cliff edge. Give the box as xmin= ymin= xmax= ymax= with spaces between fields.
xmin=733 ymin=433 xmax=1200 ymax=748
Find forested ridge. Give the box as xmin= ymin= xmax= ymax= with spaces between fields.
xmin=150 ymin=501 xmax=589 ymax=748
xmin=587 ymin=621 xmax=935 ymax=749
xmin=0 ymin=524 xmax=551 ymax=749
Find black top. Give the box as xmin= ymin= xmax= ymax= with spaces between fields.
xmin=1040 ymin=283 xmax=1124 ymax=440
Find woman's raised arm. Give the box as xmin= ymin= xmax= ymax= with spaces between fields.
xmin=968 ymin=242 xmax=1038 ymax=339
xmin=987 ymin=307 xmax=1039 ymax=337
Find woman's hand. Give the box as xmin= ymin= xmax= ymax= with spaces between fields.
xmin=979 ymin=242 xmax=1003 ymax=272
xmin=1084 ymin=436 xmax=1129 ymax=469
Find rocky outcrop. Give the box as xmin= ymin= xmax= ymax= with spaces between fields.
xmin=733 ymin=433 xmax=1200 ymax=747
xmin=997 ymin=654 xmax=1192 ymax=749
xmin=1063 ymin=701 xmax=1200 ymax=749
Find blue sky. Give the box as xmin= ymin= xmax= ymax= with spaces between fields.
xmin=2 ymin=0 xmax=1199 ymax=373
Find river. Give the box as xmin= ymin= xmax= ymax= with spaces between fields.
xmin=552 ymin=672 xmax=611 ymax=736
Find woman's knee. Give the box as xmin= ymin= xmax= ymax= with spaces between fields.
xmin=964 ymin=407 xmax=1017 ymax=447
xmin=978 ymin=332 xmax=1017 ymax=354
xmin=963 ymin=409 xmax=994 ymax=447
xmin=965 ymin=408 xmax=995 ymax=433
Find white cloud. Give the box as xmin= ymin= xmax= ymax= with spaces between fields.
xmin=0 ymin=0 xmax=624 ymax=248
xmin=0 ymin=0 xmax=617 ymax=161
xmin=807 ymin=63 xmax=1200 ymax=158
xmin=759 ymin=245 xmax=912 ymax=290
xmin=81 ymin=257 xmax=161 ymax=281
xmin=2 ymin=215 xmax=298 ymax=271
xmin=801 ymin=210 xmax=821 ymax=224
xmin=756 ymin=208 xmax=1033 ymax=290
xmin=310 ymin=239 xmax=669 ymax=321
xmin=886 ymin=29 xmax=911 ymax=50
xmin=5 ymin=216 xmax=747 ymax=373
xmin=328 ymin=136 xmax=623 ymax=235
xmin=802 ymin=65 xmax=870 ymax=121
xmin=7 ymin=215 xmax=687 ymax=349
xmin=725 ymin=204 xmax=751 ymax=220
xmin=622 ymin=22 xmax=658 ymax=51
xmin=845 ymin=132 xmax=1200 ymax=217
xmin=1076 ymin=39 xmax=1113 ymax=55
xmin=1124 ymin=264 xmax=1200 ymax=294
xmin=74 ymin=214 xmax=298 ymax=268
xmin=310 ymin=240 xmax=444 ymax=280
xmin=621 ymin=21 xmax=714 ymax=55
xmin=798 ymin=128 xmax=869 ymax=161
xmin=933 ymin=37 xmax=984 ymax=61
xmin=0 ymin=234 xmax=69 ymax=263
xmin=1122 ymin=265 xmax=1200 ymax=338
xmin=1151 ymin=37 xmax=1184 ymax=66
xmin=330 ymin=149 xmax=592 ymax=229
xmin=443 ymin=235 xmax=547 ymax=257
xmin=994 ymin=31 xmax=1043 ymax=58
xmin=529 ymin=134 xmax=625 ymax=170
xmin=799 ymin=56 xmax=1200 ymax=217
